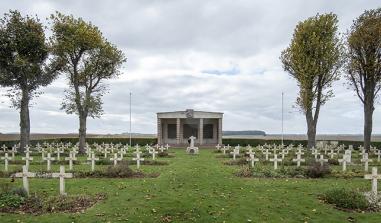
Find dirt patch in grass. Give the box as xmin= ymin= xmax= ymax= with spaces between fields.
xmin=1 ymin=193 xmax=107 ymax=215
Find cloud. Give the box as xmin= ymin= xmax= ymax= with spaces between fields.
xmin=0 ymin=0 xmax=380 ymax=135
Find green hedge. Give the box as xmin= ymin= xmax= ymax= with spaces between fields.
xmin=222 ymin=138 xmax=381 ymax=148
xmin=0 ymin=138 xmax=157 ymax=149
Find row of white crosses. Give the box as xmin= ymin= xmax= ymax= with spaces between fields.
xmin=15 ymin=165 xmax=72 ymax=196
xmin=1 ymin=142 xmax=156 ymax=172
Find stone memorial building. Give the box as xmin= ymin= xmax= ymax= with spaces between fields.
xmin=157 ymin=109 xmax=223 ymax=146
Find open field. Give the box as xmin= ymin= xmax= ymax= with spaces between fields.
xmin=1 ymin=148 xmax=381 ymax=222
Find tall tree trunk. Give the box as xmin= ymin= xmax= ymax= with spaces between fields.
xmin=363 ymin=100 xmax=374 ymax=153
xmin=19 ymin=89 xmax=30 ymax=153
xmin=306 ymin=110 xmax=316 ymax=149
xmin=78 ymin=114 xmax=87 ymax=154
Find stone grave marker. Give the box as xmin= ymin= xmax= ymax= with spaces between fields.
xmin=269 ymin=154 xmax=282 ymax=170
xmin=338 ymin=154 xmax=350 ymax=172
xmin=52 ymin=166 xmax=73 ymax=195
xmin=110 ymin=153 xmax=122 ymax=166
xmin=365 ymin=167 xmax=381 ymax=197
xmin=1 ymin=153 xmax=12 ymax=171
xmin=317 ymin=154 xmax=328 ymax=166
xmin=361 ymin=153 xmax=373 ymax=172
xmin=133 ymin=152 xmax=144 ymax=169
xmin=292 ymin=153 xmax=305 ymax=167
xmin=87 ymin=152 xmax=99 ymax=171
xmin=43 ymin=153 xmax=56 ymax=171
xmin=22 ymin=152 xmax=33 ymax=169
xmin=65 ymin=151 xmax=77 ymax=171
xmin=15 ymin=165 xmax=35 ymax=196
xmin=247 ymin=154 xmax=259 ymax=167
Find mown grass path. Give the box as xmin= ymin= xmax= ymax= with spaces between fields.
xmin=1 ymin=148 xmax=381 ymax=222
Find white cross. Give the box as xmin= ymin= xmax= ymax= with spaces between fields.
xmin=165 ymin=144 xmax=170 ymax=150
xmin=55 ymin=147 xmax=64 ymax=160
xmin=317 ymin=155 xmax=328 ymax=166
xmin=344 ymin=150 xmax=352 ymax=163
xmin=52 ymin=166 xmax=73 ymax=195
xmin=374 ymin=150 xmax=381 ymax=162
xmin=230 ymin=148 xmax=239 ymax=160
xmin=43 ymin=153 xmax=56 ymax=171
xmin=11 ymin=145 xmax=17 ymax=159
xmin=269 ymin=154 xmax=282 ymax=170
xmin=133 ymin=153 xmax=144 ymax=169
xmin=327 ymin=149 xmax=337 ymax=159
xmin=360 ymin=149 xmax=366 ymax=158
xmin=311 ymin=149 xmax=320 ymax=159
xmin=361 ymin=153 xmax=373 ymax=172
xmin=15 ymin=165 xmax=35 ymax=196
xmin=216 ymin=144 xmax=221 ymax=150
xmin=189 ymin=136 xmax=196 ymax=148
xmin=263 ymin=149 xmax=272 ymax=161
xmin=159 ymin=146 xmax=165 ymax=153
xmin=221 ymin=146 xmax=228 ymax=154
xmin=323 ymin=146 xmax=329 ymax=155
xmin=87 ymin=152 xmax=99 ymax=171
xmin=1 ymin=144 xmax=7 ymax=152
xmin=22 ymin=152 xmax=33 ymax=169
xmin=118 ymin=149 xmax=126 ymax=159
xmin=1 ymin=153 xmax=12 ymax=171
xmin=149 ymin=149 xmax=158 ymax=160
xmin=364 ymin=167 xmax=381 ymax=197
xmin=103 ymin=149 xmax=110 ymax=158
xmin=246 ymin=149 xmax=254 ymax=156
xmin=279 ymin=149 xmax=288 ymax=159
xmin=292 ymin=153 xmax=305 ymax=167
xmin=24 ymin=145 xmax=31 ymax=154
xmin=110 ymin=153 xmax=122 ymax=166
xmin=65 ymin=151 xmax=77 ymax=170
xmin=40 ymin=147 xmax=47 ymax=160
xmin=246 ymin=154 xmax=259 ymax=167
xmin=71 ymin=149 xmax=78 ymax=158
xmin=338 ymin=154 xmax=350 ymax=172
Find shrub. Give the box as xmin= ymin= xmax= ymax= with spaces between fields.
xmin=105 ymin=163 xmax=135 ymax=178
xmin=305 ymin=162 xmax=331 ymax=178
xmin=0 ymin=193 xmax=25 ymax=209
xmin=158 ymin=151 xmax=172 ymax=157
xmin=328 ymin=159 xmax=339 ymax=165
xmin=141 ymin=160 xmax=169 ymax=165
xmin=11 ymin=187 xmax=28 ymax=198
xmin=235 ymin=166 xmax=253 ymax=177
xmin=323 ymin=188 xmax=369 ymax=210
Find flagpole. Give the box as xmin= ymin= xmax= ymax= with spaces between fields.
xmin=281 ymin=92 xmax=284 ymax=147
xmin=129 ymin=92 xmax=132 ymax=146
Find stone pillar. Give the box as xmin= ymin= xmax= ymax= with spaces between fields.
xmin=199 ymin=118 xmax=204 ymax=145
xmin=218 ymin=118 xmax=222 ymax=145
xmin=157 ymin=118 xmax=162 ymax=145
xmin=176 ymin=118 xmax=180 ymax=145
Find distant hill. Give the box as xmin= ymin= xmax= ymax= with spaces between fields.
xmin=223 ymin=130 xmax=266 ymax=136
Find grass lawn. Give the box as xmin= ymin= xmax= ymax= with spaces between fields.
xmin=0 ymin=148 xmax=380 ymax=223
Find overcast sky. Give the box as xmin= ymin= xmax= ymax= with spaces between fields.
xmin=0 ymin=0 xmax=380 ymax=135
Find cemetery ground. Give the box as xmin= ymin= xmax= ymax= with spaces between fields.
xmin=0 ymin=148 xmax=381 ymax=222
